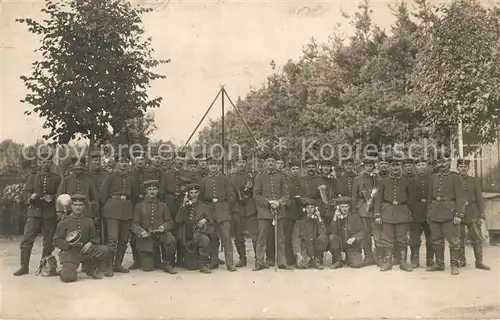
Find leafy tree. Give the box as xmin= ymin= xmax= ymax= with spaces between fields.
xmin=108 ymin=112 xmax=158 ymax=147
xmin=410 ymin=0 xmax=500 ymax=145
xmin=17 ymin=0 xmax=168 ymax=145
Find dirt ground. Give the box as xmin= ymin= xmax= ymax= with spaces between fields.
xmin=1 ymin=238 xmax=499 ymax=320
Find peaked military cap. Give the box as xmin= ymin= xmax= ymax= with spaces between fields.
xmin=196 ymin=153 xmax=208 ymax=161
xmin=71 ymin=194 xmax=87 ymax=201
xmin=342 ymin=157 xmax=354 ymax=164
xmin=304 ymin=158 xmax=318 ymax=165
xmin=261 ymin=151 xmax=280 ymax=160
xmin=186 ymin=158 xmax=197 ymax=165
xmin=457 ymin=158 xmax=470 ymax=166
xmin=335 ymin=196 xmax=352 ymax=205
xmin=185 ymin=183 xmax=201 ymax=191
xmin=38 ymin=150 xmax=53 ymax=160
xmin=114 ymin=153 xmax=130 ymax=161
xmin=402 ymin=157 xmax=414 ymax=164
xmin=143 ymin=180 xmax=159 ymax=188
xmin=362 ymin=157 xmax=375 ymax=165
xmin=71 ymin=155 xmax=86 ymax=164
xmin=388 ymin=156 xmax=402 ymax=164
xmin=234 ymin=154 xmax=248 ymax=161
xmin=289 ymin=158 xmax=301 ymax=167
xmin=301 ymin=197 xmax=316 ymax=207
xmin=89 ymin=150 xmax=102 ymax=158
xmin=415 ymin=156 xmax=428 ymax=164
xmin=175 ymin=151 xmax=187 ymax=159
xmin=206 ymin=156 xmax=219 ymax=164
xmin=320 ymin=159 xmax=333 ymax=166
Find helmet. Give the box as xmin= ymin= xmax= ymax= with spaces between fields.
xmin=56 ymin=194 xmax=72 ymax=212
xmin=66 ymin=230 xmax=81 ymax=245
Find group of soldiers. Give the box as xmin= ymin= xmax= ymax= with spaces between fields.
xmin=12 ymin=146 xmax=490 ymax=282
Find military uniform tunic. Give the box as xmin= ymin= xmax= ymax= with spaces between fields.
xmin=160 ymin=169 xmax=191 ymax=217
xmin=459 ymin=174 xmax=485 ymax=251
xmin=328 ymin=213 xmax=367 ymax=267
xmin=57 ymin=172 xmax=99 ymax=218
xmin=336 ymin=171 xmax=355 ymax=198
xmin=408 ymin=173 xmax=433 ymax=249
xmin=292 ymin=217 xmax=327 ymax=268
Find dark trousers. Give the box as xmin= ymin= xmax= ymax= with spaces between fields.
xmin=20 ymin=217 xmax=57 ymax=256
xmin=266 ymin=225 xmax=275 ymax=263
xmin=105 ymin=218 xmax=130 ymax=252
xmin=283 ymin=218 xmax=296 ymax=265
xmin=460 ymin=222 xmax=484 ymax=263
xmin=380 ymin=222 xmax=410 ymax=248
xmin=139 ymin=233 xmax=177 ymax=271
xmin=360 ymin=217 xmax=374 ymax=261
xmin=232 ymin=214 xmax=258 ymax=260
xmin=429 ymin=220 xmax=460 ymax=266
xmin=210 ymin=221 xmax=234 ymax=266
xmin=256 ymin=219 xmax=286 ymax=266
xmin=60 ymin=245 xmax=108 ymax=283
xmin=329 ymin=235 xmax=363 ymax=268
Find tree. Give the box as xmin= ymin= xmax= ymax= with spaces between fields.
xmin=108 ymin=112 xmax=158 ymax=146
xmin=17 ymin=0 xmax=168 ymax=145
xmin=410 ymin=0 xmax=500 ymax=145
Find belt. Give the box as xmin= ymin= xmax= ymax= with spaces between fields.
xmin=383 ymin=200 xmax=407 ymax=206
xmin=111 ymin=195 xmax=128 ymax=200
xmin=203 ymin=198 xmax=227 ymax=203
xmin=433 ymin=197 xmax=455 ymax=201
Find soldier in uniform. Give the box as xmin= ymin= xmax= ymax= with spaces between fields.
xmin=100 ymin=154 xmax=137 ymax=277
xmin=319 ymin=159 xmax=336 ymax=227
xmin=253 ymin=151 xmax=293 ymax=271
xmin=14 ymin=150 xmax=62 ymax=276
xmin=426 ymin=151 xmax=466 ymax=275
xmin=456 ymin=159 xmax=490 ymax=270
xmin=53 ymin=194 xmax=108 ymax=282
xmin=408 ymin=157 xmax=434 ymax=268
xmin=88 ymin=150 xmax=110 ymax=243
xmin=230 ymin=155 xmax=258 ymax=267
xmin=176 ymin=183 xmax=212 ymax=273
xmin=197 ymin=153 xmax=209 ymax=178
xmin=299 ymin=159 xmax=324 ymax=216
xmin=351 ymin=157 xmax=377 ymax=266
xmin=336 ymin=157 xmax=356 ymax=198
xmin=200 ymin=157 xmax=237 ymax=271
xmin=374 ymin=157 xmax=413 ymax=272
xmin=328 ymin=196 xmax=367 ymax=269
xmin=292 ymin=198 xmax=327 ymax=270
xmin=283 ymin=158 xmax=303 ymax=266
xmin=133 ymin=180 xmax=177 ymax=273
xmin=377 ymin=153 xmax=390 ymax=178
xmin=186 ymin=158 xmax=203 ymax=182
xmin=57 ymin=156 xmax=99 ymax=218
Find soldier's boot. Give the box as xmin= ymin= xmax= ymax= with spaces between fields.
xmin=426 ymin=246 xmax=445 ymax=271
xmin=235 ymin=241 xmax=247 ymax=267
xmin=410 ymin=246 xmax=420 ymax=269
xmin=105 ymin=252 xmax=115 ymax=277
xmin=90 ymin=263 xmax=105 ymax=280
xmin=374 ymin=247 xmax=384 ymax=267
xmin=236 ymin=257 xmax=247 ymax=268
xmin=458 ymin=244 xmax=467 ymax=268
xmin=114 ymin=246 xmax=129 ymax=273
xmin=399 ymin=247 xmax=413 ymax=272
xmin=392 ymin=243 xmax=400 ymax=265
xmin=380 ymin=248 xmax=393 ymax=272
xmin=362 ymin=240 xmax=375 ymax=266
xmin=199 ymin=256 xmax=211 ymax=274
xmin=330 ymin=249 xmax=344 ymax=269
xmin=473 ymin=245 xmax=490 ymax=270
xmin=13 ymin=248 xmax=31 ymax=276
xmin=311 ymin=258 xmax=324 ymax=270
xmin=450 ymin=248 xmax=460 ymax=275
xmin=278 ymin=264 xmax=295 ymax=270
xmin=163 ymin=264 xmax=178 ymax=274
xmin=92 ymin=256 xmax=107 ymax=279
xmin=425 ymin=244 xmax=435 ymax=267
xmin=41 ymin=247 xmax=53 ymax=259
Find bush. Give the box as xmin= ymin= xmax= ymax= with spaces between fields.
xmin=0 ymin=183 xmax=27 ymax=235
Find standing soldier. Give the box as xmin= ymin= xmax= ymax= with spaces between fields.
xmin=373 ymin=157 xmax=413 ymax=272
xmin=186 ymin=158 xmax=203 ymax=182
xmin=230 ymin=155 xmax=258 ymax=267
xmin=328 ymin=196 xmax=368 ymax=269
xmin=53 ymin=194 xmax=108 ymax=282
xmin=14 ymin=150 xmax=62 ymax=276
xmin=377 ymin=153 xmax=390 ymax=178
xmin=176 ymin=183 xmax=212 ymax=273
xmin=133 ymin=180 xmax=177 ymax=273
xmin=57 ymin=156 xmax=99 ymax=219
xmin=351 ymin=157 xmax=377 ymax=266
xmin=426 ymin=151 xmax=466 ymax=275
xmin=319 ymin=159 xmax=336 ymax=227
xmin=253 ymin=151 xmax=293 ymax=271
xmin=100 ymin=154 xmax=137 ymax=277
xmin=292 ymin=198 xmax=327 ymax=270
xmin=197 ymin=153 xmax=209 ymax=178
xmin=456 ymin=159 xmax=490 ymax=270
xmin=408 ymin=157 xmax=434 ymax=268
xmin=336 ymin=157 xmax=356 ymax=198
xmin=200 ymin=157 xmax=237 ymax=271
xmin=283 ymin=158 xmax=303 ymax=266
xmin=88 ymin=150 xmax=110 ymax=244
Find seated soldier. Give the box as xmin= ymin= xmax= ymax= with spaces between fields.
xmin=53 ymin=194 xmax=108 ymax=283
xmin=292 ymin=198 xmax=327 ymax=270
xmin=133 ymin=180 xmax=177 ymax=274
xmin=175 ymin=183 xmax=212 ymax=274
xmin=328 ymin=196 xmax=368 ymax=269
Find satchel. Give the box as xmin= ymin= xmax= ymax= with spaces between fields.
xmin=35 ymin=255 xmax=59 ymax=276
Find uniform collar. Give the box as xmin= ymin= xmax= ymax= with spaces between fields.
xmin=208 ymin=171 xmax=219 ymax=178
xmin=389 ymin=172 xmax=403 ymax=179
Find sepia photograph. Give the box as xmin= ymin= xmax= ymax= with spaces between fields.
xmin=0 ymin=0 xmax=499 ymax=319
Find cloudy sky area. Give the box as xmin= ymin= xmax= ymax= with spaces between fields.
xmin=1 ymin=0 xmax=443 ymax=145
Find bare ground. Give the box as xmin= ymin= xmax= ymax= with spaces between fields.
xmin=1 ymin=238 xmax=499 ymax=320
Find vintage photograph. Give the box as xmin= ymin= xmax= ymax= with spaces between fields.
xmin=1 ymin=0 xmax=499 ymax=319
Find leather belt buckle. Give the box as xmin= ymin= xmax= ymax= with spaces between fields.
xmin=421 ymin=199 xmax=427 ymax=203
xmin=213 ymin=198 xmax=218 ymax=203
xmin=120 ymin=195 xmax=126 ymax=200
xmin=175 ymin=192 xmax=180 ymax=196
xmin=392 ymin=201 xmax=399 ymax=205
xmin=436 ymin=196 xmax=441 ymax=201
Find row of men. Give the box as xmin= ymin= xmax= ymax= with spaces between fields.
xmin=13 ymin=148 xmax=489 ymax=280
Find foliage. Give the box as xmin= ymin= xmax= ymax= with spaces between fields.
xmin=0 ymin=184 xmax=26 ymax=235
xmin=17 ymin=0 xmax=168 ymax=144
xmin=108 ymin=112 xmax=158 ymax=147
xmin=410 ymin=0 xmax=500 ymax=145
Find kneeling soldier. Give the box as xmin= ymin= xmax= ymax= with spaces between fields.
xmin=133 ymin=180 xmax=177 ymax=274
xmin=292 ymin=198 xmax=327 ymax=270
xmin=176 ymin=183 xmax=212 ymax=274
xmin=53 ymin=194 xmax=108 ymax=282
xmin=328 ymin=196 xmax=367 ymax=269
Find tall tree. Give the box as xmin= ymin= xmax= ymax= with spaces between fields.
xmin=17 ymin=0 xmax=168 ymax=145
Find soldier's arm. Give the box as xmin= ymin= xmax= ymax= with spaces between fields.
xmin=22 ymin=174 xmax=35 ymax=200
xmin=56 ymin=176 xmax=67 ymax=198
xmin=53 ymin=174 xmax=62 ymax=195
xmin=426 ymin=175 xmax=434 ymax=209
xmin=225 ymin=176 xmax=236 ymax=209
xmin=373 ymin=179 xmax=383 ymax=219
xmin=291 ymin=222 xmax=301 ymax=255
xmin=161 ymin=203 xmax=174 ymax=231
xmin=253 ymin=174 xmax=267 ymax=206
xmin=88 ymin=178 xmax=99 ymax=207
xmin=318 ymin=220 xmax=327 ymax=236
xmin=88 ymin=219 xmax=99 ymax=244
xmin=454 ymin=175 xmax=466 ymax=219
xmin=53 ymin=219 xmax=70 ymax=250
xmin=278 ymin=174 xmax=290 ymax=205
xmin=474 ymin=178 xmax=485 ymax=218
xmin=351 ymin=177 xmax=360 ymax=211
xmin=175 ymin=206 xmax=185 ymax=224
xmin=99 ymin=174 xmax=112 ymax=204
xmin=405 ymin=179 xmax=414 ymax=205
xmin=133 ymin=203 xmax=145 ymax=234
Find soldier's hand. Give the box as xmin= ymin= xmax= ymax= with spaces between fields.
xmin=453 ymin=216 xmax=462 ymax=225
xmin=375 ymin=217 xmax=382 ymax=225
xmin=140 ymin=230 xmax=149 ymax=238
xmin=157 ymin=225 xmax=165 ymax=232
xmin=198 ymin=218 xmax=207 ymax=226
xmin=44 ymin=195 xmax=53 ymax=202
xmin=296 ymin=253 xmax=303 ymax=262
xmin=30 ymin=193 xmax=38 ymax=200
xmin=71 ymin=241 xmax=83 ymax=248
xmin=479 ymin=216 xmax=485 ymax=226
xmin=346 ymin=237 xmax=356 ymax=245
